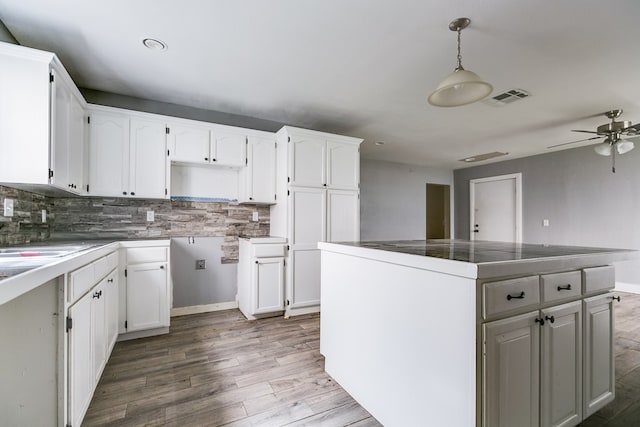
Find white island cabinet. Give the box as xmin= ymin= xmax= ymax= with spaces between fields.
xmin=318 ymin=240 xmax=636 ymax=427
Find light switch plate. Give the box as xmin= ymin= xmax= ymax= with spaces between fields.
xmin=3 ymin=198 xmax=14 ymax=217
xmin=252 ymin=211 xmax=259 ymax=222
xmin=147 ymin=210 xmax=155 ymax=222
xmin=543 ymin=219 xmax=549 ymax=227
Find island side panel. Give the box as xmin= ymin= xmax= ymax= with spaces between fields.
xmin=320 ymin=250 xmax=477 ymax=427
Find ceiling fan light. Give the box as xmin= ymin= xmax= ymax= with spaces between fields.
xmin=616 ymin=140 xmax=635 ymax=155
xmin=594 ymin=141 xmax=612 ymax=156
xmin=428 ymin=69 xmax=493 ymax=107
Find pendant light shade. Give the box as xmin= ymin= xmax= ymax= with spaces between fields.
xmin=428 ymin=69 xmax=493 ymax=107
xmin=428 ymin=17 xmax=493 ymax=107
xmin=616 ymin=140 xmax=635 ymax=155
xmin=594 ymin=141 xmax=613 ymax=156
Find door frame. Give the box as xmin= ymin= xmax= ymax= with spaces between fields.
xmin=469 ymin=173 xmax=522 ymax=243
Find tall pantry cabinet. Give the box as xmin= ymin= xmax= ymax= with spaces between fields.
xmin=271 ymin=126 xmax=362 ymax=316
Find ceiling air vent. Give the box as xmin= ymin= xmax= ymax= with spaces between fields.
xmin=459 ymin=152 xmax=509 ymax=163
xmin=483 ymin=89 xmax=530 ymax=107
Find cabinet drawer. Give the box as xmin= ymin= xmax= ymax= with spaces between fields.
xmin=541 ymin=271 xmax=582 ymax=303
xmin=69 ymin=263 xmax=95 ymax=302
xmin=252 ymin=244 xmax=285 ymax=258
xmin=583 ymin=266 xmax=615 ymax=293
xmin=483 ymin=275 xmax=540 ymax=318
xmin=127 ymin=247 xmax=167 ymax=264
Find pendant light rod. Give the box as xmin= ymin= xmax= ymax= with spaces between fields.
xmin=450 ymin=17 xmax=470 ymax=71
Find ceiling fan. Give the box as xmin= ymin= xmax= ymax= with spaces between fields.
xmin=548 ymin=109 xmax=640 ymax=173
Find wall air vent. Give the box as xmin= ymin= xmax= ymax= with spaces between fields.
xmin=483 ymin=89 xmax=530 ymax=107
xmin=459 ymin=152 xmax=509 ymax=163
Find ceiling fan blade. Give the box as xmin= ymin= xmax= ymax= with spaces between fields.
xmin=571 ymin=129 xmax=599 ymax=134
xmin=621 ymin=123 xmax=640 ymax=134
xmin=547 ymin=136 xmax=603 ymax=149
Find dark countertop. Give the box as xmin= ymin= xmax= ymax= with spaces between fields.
xmin=344 ymin=240 xmax=633 ymax=264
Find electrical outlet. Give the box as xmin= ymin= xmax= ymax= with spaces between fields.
xmin=195 ymin=259 xmax=206 ymax=270
xmin=3 ymin=198 xmax=14 ymax=217
xmin=252 ymin=211 xmax=259 ymax=222
xmin=543 ymin=219 xmax=549 ymax=227
xmin=42 ymin=209 xmax=47 ymax=223
xmin=147 ymin=210 xmax=155 ymax=222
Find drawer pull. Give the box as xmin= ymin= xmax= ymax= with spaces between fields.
xmin=535 ymin=317 xmax=545 ymax=326
xmin=611 ymin=295 xmax=621 ymax=302
xmin=545 ymin=315 xmax=555 ymax=324
xmin=507 ymin=291 xmax=525 ymax=301
xmin=557 ymin=284 xmax=572 ymax=291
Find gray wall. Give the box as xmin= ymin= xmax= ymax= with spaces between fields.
xmin=360 ymin=159 xmax=453 ymax=240
xmin=454 ymin=143 xmax=640 ymax=285
xmin=0 ymin=19 xmax=17 ymax=44
xmin=81 ymin=88 xmax=284 ymax=133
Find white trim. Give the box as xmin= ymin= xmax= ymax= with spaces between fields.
xmin=469 ymin=173 xmax=522 ymax=243
xmin=614 ymin=281 xmax=640 ymax=295
xmin=170 ymin=301 xmax=238 ymax=317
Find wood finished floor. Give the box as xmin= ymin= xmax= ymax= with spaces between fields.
xmin=83 ymin=311 xmax=381 ymax=426
xmin=86 ymin=292 xmax=640 ymax=427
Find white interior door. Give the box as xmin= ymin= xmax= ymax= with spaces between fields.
xmin=470 ymin=173 xmax=522 ymax=242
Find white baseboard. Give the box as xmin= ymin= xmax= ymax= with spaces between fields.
xmin=171 ymin=301 xmax=239 ymax=317
xmin=615 ymin=282 xmax=640 ymax=294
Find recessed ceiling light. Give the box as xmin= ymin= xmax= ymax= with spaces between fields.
xmin=375 ymin=141 xmax=385 ymax=146
xmin=142 ymin=38 xmax=167 ymax=51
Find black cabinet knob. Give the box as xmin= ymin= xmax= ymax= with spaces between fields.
xmin=249 ymin=197 xmax=253 ymax=200
xmin=611 ymin=295 xmax=621 ymax=302
xmin=131 ymin=192 xmax=135 ymax=196
xmin=205 ymin=157 xmax=209 ymax=161
xmin=212 ymin=158 xmax=217 ymax=162
xmin=160 ymin=265 xmax=165 ymax=269
xmin=122 ymin=191 xmax=127 ymax=195
xmin=535 ymin=318 xmax=545 ymax=326
xmin=545 ymin=315 xmax=555 ymax=324
xmin=108 ymin=278 xmax=114 ymax=283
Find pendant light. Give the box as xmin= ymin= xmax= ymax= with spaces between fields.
xmin=428 ymin=17 xmax=493 ymax=107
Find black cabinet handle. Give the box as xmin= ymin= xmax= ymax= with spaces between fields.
xmin=93 ymin=291 xmax=100 ymax=299
xmin=205 ymin=157 xmax=209 ymax=161
xmin=108 ymin=278 xmax=114 ymax=283
xmin=557 ymin=284 xmax=572 ymax=291
xmin=212 ymin=158 xmax=217 ymax=162
xmin=611 ymin=295 xmax=621 ymax=302
xmin=535 ymin=318 xmax=545 ymax=326
xmin=545 ymin=315 xmax=555 ymax=324
xmin=160 ymin=265 xmax=165 ymax=269
xmin=507 ymin=291 xmax=525 ymax=301
xmin=249 ymin=197 xmax=253 ymax=200
xmin=130 ymin=192 xmax=135 ymax=196
xmin=255 ymin=261 xmax=259 ymax=264
xmin=122 ymin=191 xmax=127 ymax=195
xmin=323 ymin=183 xmax=327 ymax=187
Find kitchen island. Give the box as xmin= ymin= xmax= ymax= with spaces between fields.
xmin=318 ymin=240 xmax=637 ymax=427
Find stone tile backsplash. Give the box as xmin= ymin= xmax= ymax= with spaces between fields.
xmin=0 ymin=186 xmax=270 ymax=263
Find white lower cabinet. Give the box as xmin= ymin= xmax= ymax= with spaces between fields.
xmin=126 ymin=262 xmax=169 ymax=331
xmin=67 ymin=263 xmax=118 ymax=427
xmin=238 ymin=238 xmax=286 ymax=320
xmin=583 ymin=293 xmax=615 ymax=417
xmin=123 ymin=245 xmax=171 ymax=334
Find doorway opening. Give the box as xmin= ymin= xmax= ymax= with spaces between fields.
xmin=426 ymin=183 xmax=451 ymax=239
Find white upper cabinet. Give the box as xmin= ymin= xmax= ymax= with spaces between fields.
xmin=327 ymin=140 xmax=360 ymax=190
xmin=289 ymin=134 xmax=327 ymax=187
xmin=0 ymin=44 xmax=86 ymax=193
xmin=239 ymin=136 xmax=276 ymax=204
xmin=281 ymin=127 xmax=361 ymax=189
xmin=167 ymin=123 xmax=210 ymax=164
xmin=88 ymin=111 xmax=130 ymax=197
xmin=213 ymin=130 xmax=246 ymax=167
xmin=129 ymin=118 xmax=168 ymax=199
xmin=88 ymin=109 xmax=168 ymax=199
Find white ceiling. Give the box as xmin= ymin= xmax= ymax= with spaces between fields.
xmin=2 ymin=0 xmax=640 ymax=169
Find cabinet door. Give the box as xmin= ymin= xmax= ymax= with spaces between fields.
xmin=126 ymin=262 xmax=169 ymax=332
xmin=289 ymin=135 xmax=326 ymax=187
xmin=327 ymin=140 xmax=359 ymax=190
xmin=50 ymin=70 xmax=71 ymax=190
xmin=583 ymin=293 xmax=615 ymax=418
xmin=540 ymin=301 xmax=582 ymax=427
xmin=289 ymin=249 xmax=321 ymax=309
xmin=483 ymin=311 xmax=540 ymax=427
xmin=105 ymin=272 xmax=119 ymax=353
xmin=289 ymin=187 xmax=326 ymax=249
xmin=67 ymin=96 xmax=86 ymax=193
xmin=92 ymin=281 xmax=107 ymax=383
xmin=327 ymin=190 xmax=359 ymax=242
xmin=88 ymin=112 xmax=129 ymax=196
xmin=68 ymin=291 xmax=93 ymax=427
xmin=129 ymin=118 xmax=167 ymax=198
xmin=168 ymin=123 xmax=210 ymax=164
xmin=253 ymin=257 xmax=284 ymax=314
xmin=244 ymin=136 xmax=276 ymax=203
xmin=212 ymin=131 xmax=246 ymax=166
